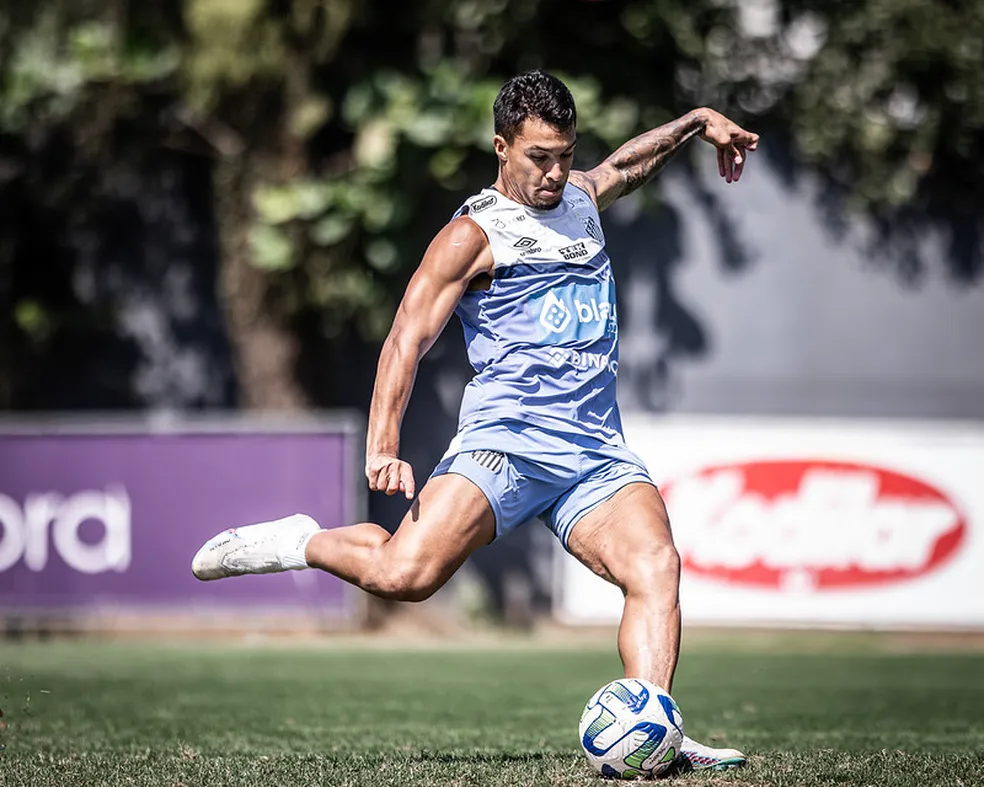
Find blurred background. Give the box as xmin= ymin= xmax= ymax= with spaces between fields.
xmin=1 ymin=0 xmax=983 ymax=636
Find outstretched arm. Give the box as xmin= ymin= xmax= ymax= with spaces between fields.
xmin=570 ymin=108 xmax=759 ymax=211
xmin=366 ymin=217 xmax=491 ymax=499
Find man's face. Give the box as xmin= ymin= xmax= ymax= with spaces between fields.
xmin=495 ymin=118 xmax=576 ymax=209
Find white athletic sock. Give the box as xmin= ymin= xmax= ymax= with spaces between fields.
xmin=278 ymin=514 xmax=321 ymax=570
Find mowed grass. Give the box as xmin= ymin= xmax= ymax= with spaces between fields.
xmin=1 ymin=634 xmax=983 ymax=786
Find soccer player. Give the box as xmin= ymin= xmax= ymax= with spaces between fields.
xmin=193 ymin=70 xmax=757 ymax=770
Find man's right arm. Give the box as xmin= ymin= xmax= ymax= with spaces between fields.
xmin=366 ymin=216 xmax=492 ymax=499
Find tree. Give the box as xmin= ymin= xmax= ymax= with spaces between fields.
xmin=2 ymin=0 xmax=982 ymax=413
xmin=0 ymin=1 xmax=194 ymax=409
xmin=0 ymin=0 xmax=737 ymax=409
xmin=702 ymin=0 xmax=984 ymax=281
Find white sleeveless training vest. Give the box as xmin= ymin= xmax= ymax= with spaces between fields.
xmin=449 ymin=182 xmax=624 ymax=444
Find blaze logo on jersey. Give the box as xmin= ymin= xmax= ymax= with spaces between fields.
xmin=539 ymin=292 xmax=573 ymax=333
xmin=532 ymin=280 xmax=616 ymax=344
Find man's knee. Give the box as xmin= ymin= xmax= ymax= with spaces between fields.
xmin=621 ymin=540 xmax=681 ymax=595
xmin=364 ymin=561 xmax=445 ymax=603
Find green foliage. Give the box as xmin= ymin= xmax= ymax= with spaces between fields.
xmin=225 ymin=0 xmax=734 ymax=340
xmin=181 ymin=0 xmax=288 ymax=111
xmin=790 ymin=1 xmax=984 ymax=212
xmin=708 ymin=0 xmax=984 ymax=277
xmin=0 ymin=1 xmax=755 ymax=358
xmin=242 ymin=54 xmax=671 ymax=338
xmin=0 ymin=6 xmax=179 ymax=130
xmin=13 ymin=299 xmax=51 ymax=342
xmin=3 ymin=0 xmax=984 ymax=408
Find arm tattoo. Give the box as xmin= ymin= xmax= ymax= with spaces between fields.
xmin=605 ymin=110 xmax=707 ymax=197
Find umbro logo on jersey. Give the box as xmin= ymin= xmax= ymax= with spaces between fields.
xmin=513 ymin=236 xmax=537 ymax=249
xmin=470 ymin=195 xmax=497 ymax=213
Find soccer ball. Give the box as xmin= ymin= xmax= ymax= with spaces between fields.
xmin=578 ymin=678 xmax=684 ymax=779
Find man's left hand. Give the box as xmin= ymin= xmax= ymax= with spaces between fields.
xmin=698 ymin=109 xmax=759 ymax=184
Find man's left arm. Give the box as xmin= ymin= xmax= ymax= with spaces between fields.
xmin=570 ymin=108 xmax=759 ymax=211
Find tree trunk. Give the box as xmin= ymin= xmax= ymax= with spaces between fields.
xmin=215 ymin=161 xmax=307 ymax=411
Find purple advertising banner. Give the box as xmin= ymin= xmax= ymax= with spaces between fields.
xmin=0 ymin=416 xmax=363 ymax=619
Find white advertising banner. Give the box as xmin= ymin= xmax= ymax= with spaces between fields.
xmin=555 ymin=416 xmax=984 ymax=629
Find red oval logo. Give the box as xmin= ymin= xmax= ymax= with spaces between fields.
xmin=661 ymin=460 xmax=967 ymax=591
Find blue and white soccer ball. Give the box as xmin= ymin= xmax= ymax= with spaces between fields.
xmin=579 ymin=678 xmax=684 ymax=779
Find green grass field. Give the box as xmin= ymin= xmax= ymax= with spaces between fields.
xmin=1 ymin=634 xmax=983 ymax=786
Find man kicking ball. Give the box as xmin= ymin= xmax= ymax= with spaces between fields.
xmin=193 ymin=70 xmax=757 ymax=771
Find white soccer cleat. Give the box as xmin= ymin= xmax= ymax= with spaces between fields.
xmin=676 ymin=735 xmax=746 ymax=771
xmin=191 ymin=513 xmax=320 ymax=581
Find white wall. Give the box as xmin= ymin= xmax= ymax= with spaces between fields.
xmin=607 ymin=146 xmax=984 ymax=418
xmin=555 ymin=415 xmax=984 ymax=629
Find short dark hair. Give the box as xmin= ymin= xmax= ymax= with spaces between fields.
xmin=493 ymin=70 xmax=577 ymax=142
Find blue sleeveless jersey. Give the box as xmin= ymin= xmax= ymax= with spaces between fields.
xmin=450 ymin=183 xmax=625 ymax=449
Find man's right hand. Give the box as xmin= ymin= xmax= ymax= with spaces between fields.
xmin=365 ymin=453 xmax=416 ymax=500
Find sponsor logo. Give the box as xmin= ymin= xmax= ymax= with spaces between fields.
xmin=539 ymin=292 xmax=572 ymax=333
xmin=470 ymin=194 xmax=497 ymax=213
xmin=513 ymin=236 xmax=537 ymax=249
xmin=661 ymin=461 xmax=966 ymax=591
xmin=560 ymin=241 xmax=589 ymax=261
xmin=573 ymin=296 xmax=613 ymax=326
xmin=533 ymin=280 xmax=617 ymax=344
xmin=582 ymin=216 xmax=603 ymax=243
xmin=548 ymin=349 xmax=568 ymax=366
xmin=0 ymin=488 xmax=132 ymax=574
xmin=548 ymin=348 xmax=618 ymax=374
xmin=537 ymin=290 xmax=614 ymax=336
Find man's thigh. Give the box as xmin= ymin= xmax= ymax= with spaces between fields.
xmin=566 ymin=482 xmax=675 ymax=588
xmin=381 ymin=472 xmax=496 ymax=588
xmin=547 ymin=453 xmax=655 ymax=549
xmin=432 ymin=448 xmax=570 ymax=539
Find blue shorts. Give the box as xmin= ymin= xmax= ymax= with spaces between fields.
xmin=430 ymin=421 xmax=654 ymax=549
